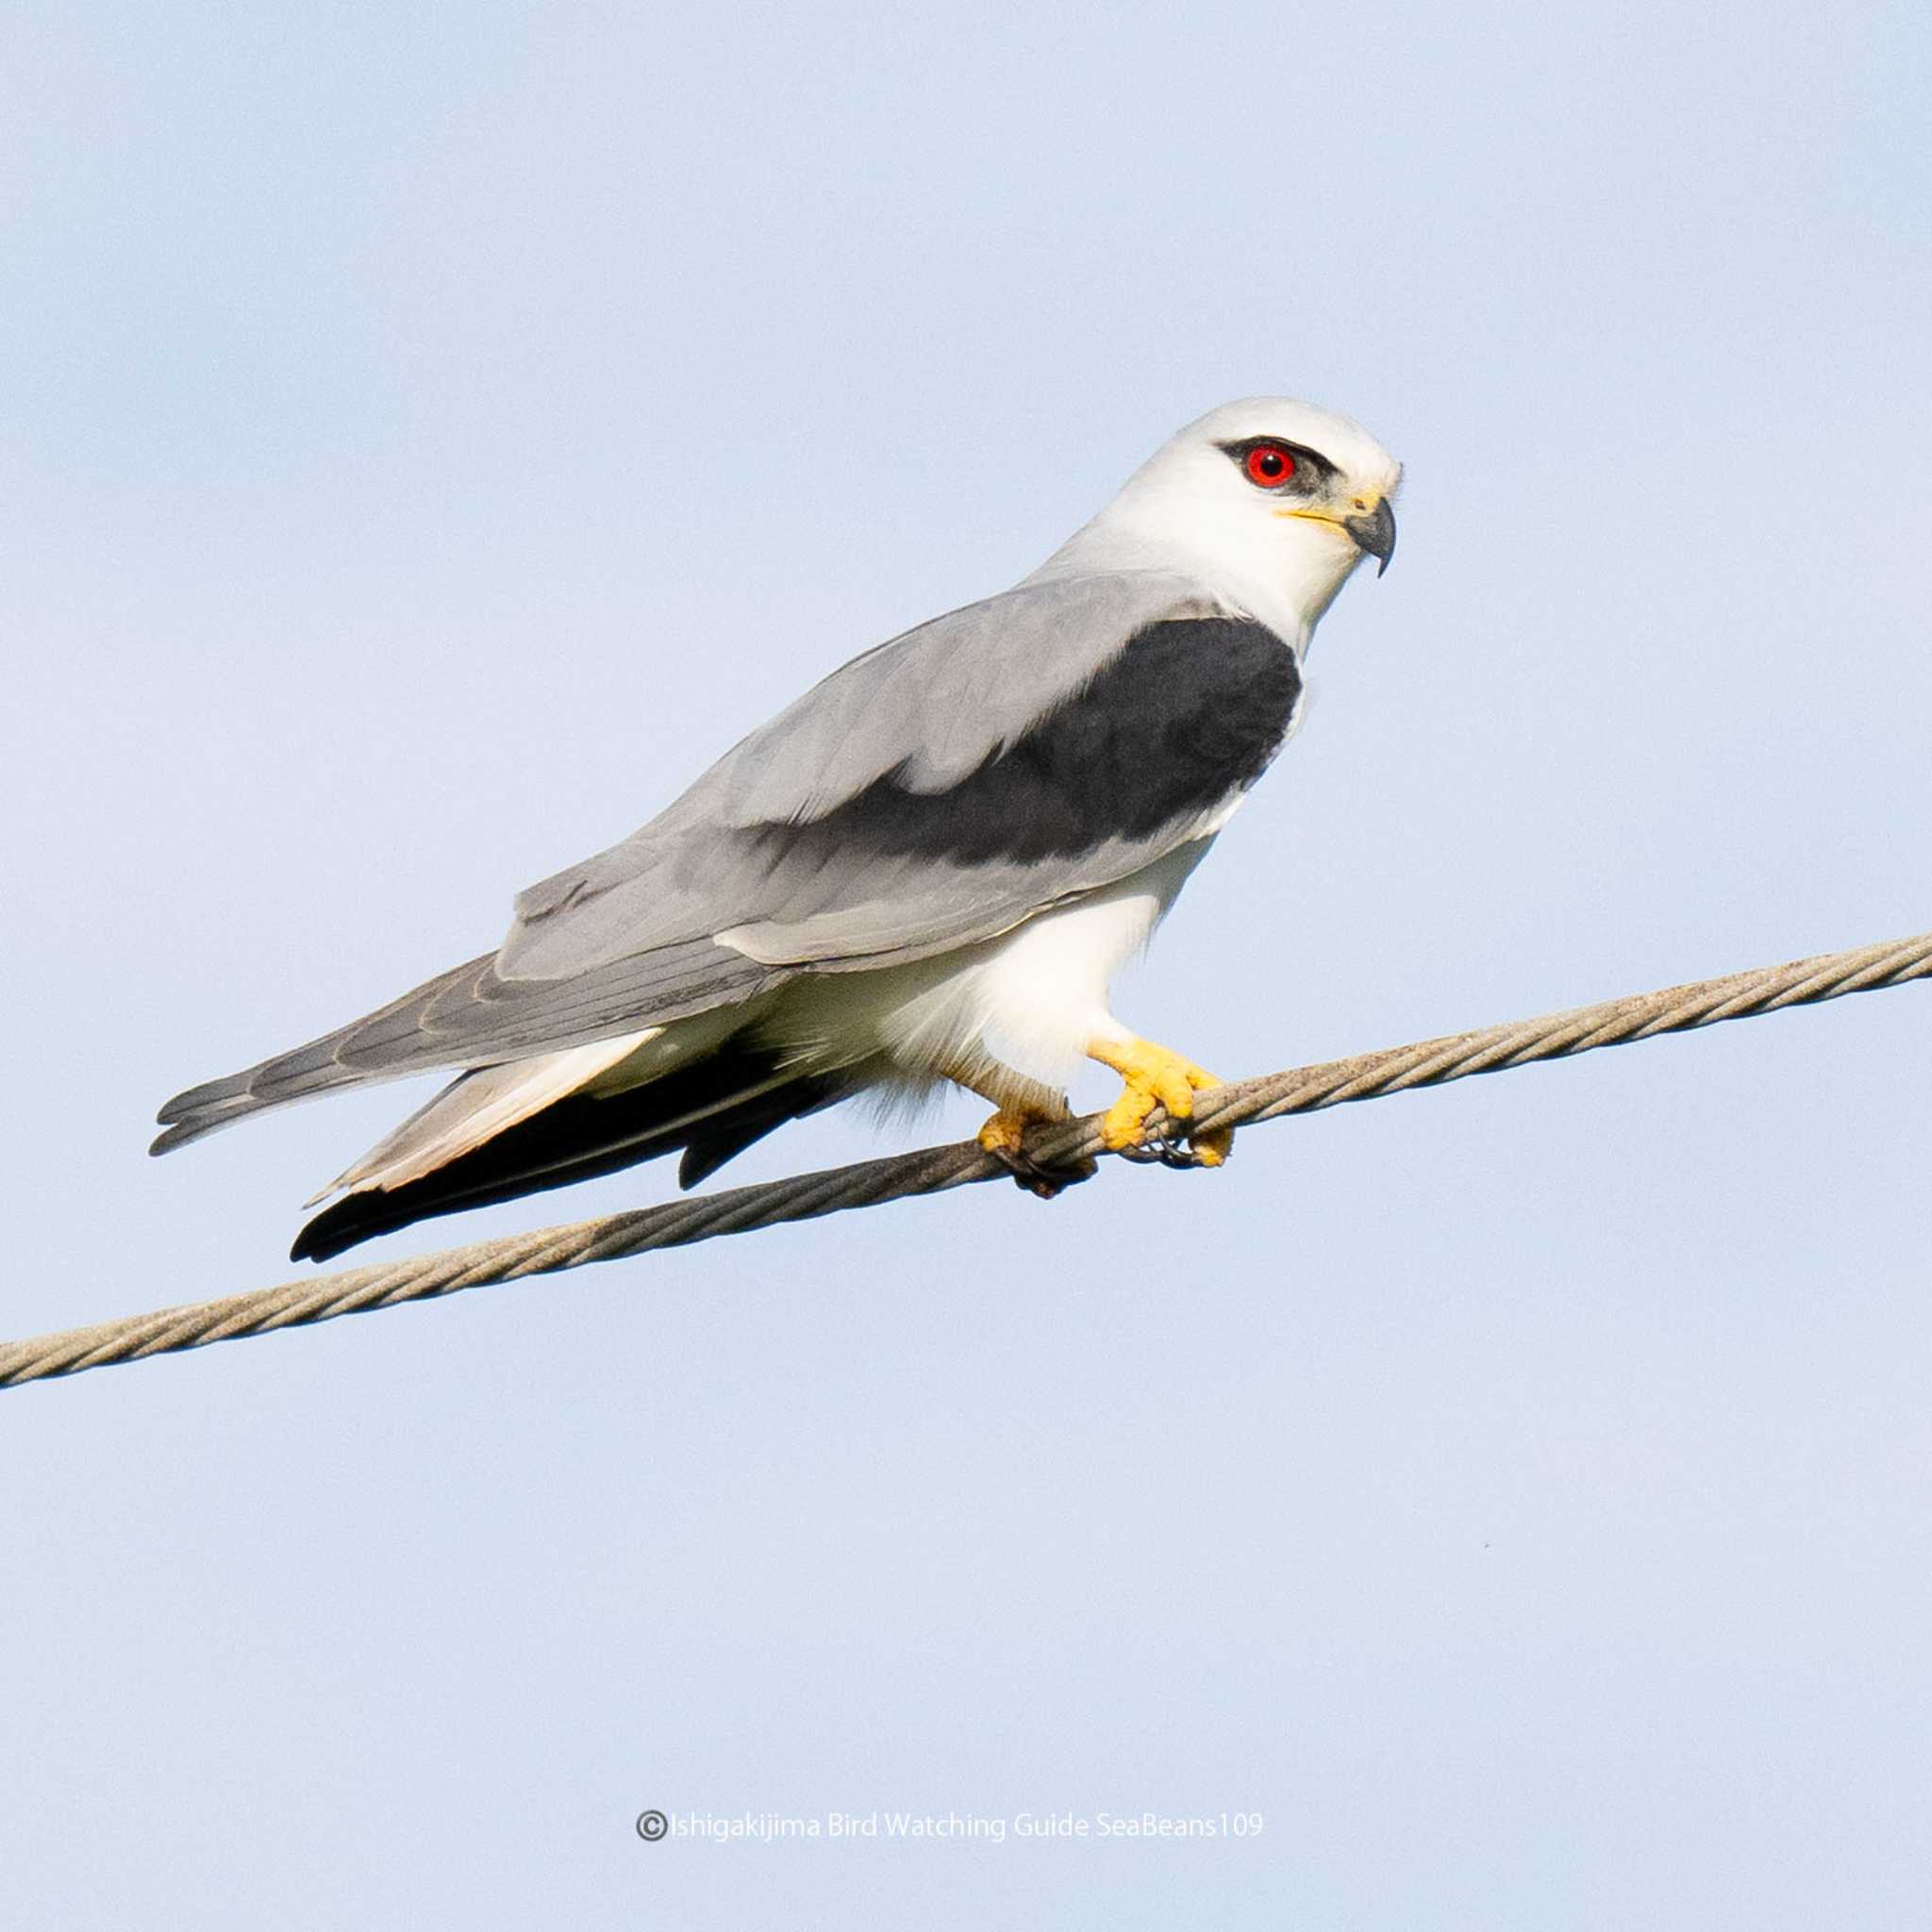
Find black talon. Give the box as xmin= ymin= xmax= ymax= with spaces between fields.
xmin=1117 ymin=1135 xmax=1208 ymax=1171
xmin=989 ymin=1143 xmax=1098 ymax=1199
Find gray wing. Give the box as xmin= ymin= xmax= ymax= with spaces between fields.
xmin=154 ymin=568 xmax=1245 ymax=1150
xmin=500 ymin=569 xmax=1225 ymax=973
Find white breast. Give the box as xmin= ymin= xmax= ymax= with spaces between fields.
xmin=764 ymin=831 xmax=1227 ymax=1092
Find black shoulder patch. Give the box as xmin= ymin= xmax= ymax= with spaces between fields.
xmin=774 ymin=617 xmax=1300 ymax=868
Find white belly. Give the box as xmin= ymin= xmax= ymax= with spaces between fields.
xmin=760 ymin=835 xmax=1220 ymax=1090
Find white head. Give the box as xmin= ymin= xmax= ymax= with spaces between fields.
xmin=1035 ymin=396 xmax=1402 ymax=650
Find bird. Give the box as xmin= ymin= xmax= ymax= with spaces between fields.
xmin=153 ymin=396 xmax=1400 ymax=1262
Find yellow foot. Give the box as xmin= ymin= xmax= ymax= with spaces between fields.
xmin=976 ymin=1106 xmax=1096 ymax=1199
xmin=1087 ymin=1036 xmax=1233 ymax=1167
xmin=976 ymin=1108 xmax=1035 ymax=1160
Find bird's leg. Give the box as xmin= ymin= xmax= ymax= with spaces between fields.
xmin=1085 ymin=1034 xmax=1233 ymax=1169
xmin=940 ymin=1050 xmax=1096 ymax=1199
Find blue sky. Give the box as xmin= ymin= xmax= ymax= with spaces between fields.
xmin=4 ymin=2 xmax=1929 ymax=1924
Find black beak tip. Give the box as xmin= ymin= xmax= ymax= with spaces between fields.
xmin=1342 ymin=500 xmax=1397 ymax=576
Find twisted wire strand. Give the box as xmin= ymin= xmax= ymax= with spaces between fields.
xmin=5 ymin=928 xmax=1925 ymax=1391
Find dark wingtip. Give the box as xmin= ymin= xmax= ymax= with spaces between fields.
xmin=289 ymin=1226 xmax=343 ymax=1266
xmin=289 ymin=1197 xmax=371 ymax=1265
xmin=292 ymin=1053 xmax=854 ymax=1262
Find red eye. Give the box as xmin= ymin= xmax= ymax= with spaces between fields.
xmin=1243 ymin=443 xmax=1297 ymax=488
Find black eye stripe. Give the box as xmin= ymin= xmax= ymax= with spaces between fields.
xmin=1217 ymin=436 xmax=1338 ymax=483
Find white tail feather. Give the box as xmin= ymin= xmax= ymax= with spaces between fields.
xmin=308 ymin=1031 xmax=660 ymax=1205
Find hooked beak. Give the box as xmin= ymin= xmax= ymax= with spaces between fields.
xmin=1341 ymin=498 xmax=1397 ymax=576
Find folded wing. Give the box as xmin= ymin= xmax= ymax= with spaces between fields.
xmin=155 ymin=573 xmax=1291 ymax=1152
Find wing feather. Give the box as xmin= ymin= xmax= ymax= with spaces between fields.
xmin=499 ymin=568 xmax=1223 ymax=973
xmin=155 ymin=578 xmax=1291 ymax=1151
